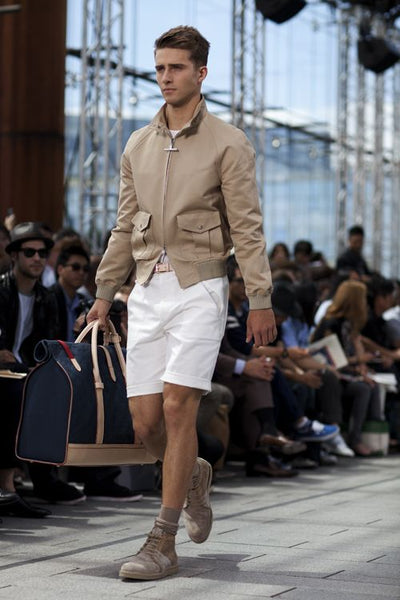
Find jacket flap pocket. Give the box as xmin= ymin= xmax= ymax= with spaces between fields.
xmin=132 ymin=211 xmax=151 ymax=232
xmin=177 ymin=211 xmax=221 ymax=233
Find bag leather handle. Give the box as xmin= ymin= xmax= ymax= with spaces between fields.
xmin=75 ymin=319 xmax=127 ymax=444
xmin=76 ymin=319 xmax=126 ymax=378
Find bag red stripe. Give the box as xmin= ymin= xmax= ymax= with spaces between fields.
xmin=57 ymin=340 xmax=75 ymax=360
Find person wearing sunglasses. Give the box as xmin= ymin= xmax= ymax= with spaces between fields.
xmin=50 ymin=244 xmax=91 ymax=343
xmin=0 ymin=222 xmax=55 ymax=367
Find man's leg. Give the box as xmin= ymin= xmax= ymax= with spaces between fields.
xmin=120 ymin=391 xmax=175 ymax=580
xmin=161 ymin=383 xmax=201 ymax=508
xmin=128 ymin=393 xmax=166 ymax=460
xmin=120 ymin=384 xmax=212 ymax=580
xmin=162 ymin=384 xmax=213 ymax=544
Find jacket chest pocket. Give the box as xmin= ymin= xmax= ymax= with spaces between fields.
xmin=177 ymin=211 xmax=224 ymax=258
xmin=131 ymin=211 xmax=153 ymax=258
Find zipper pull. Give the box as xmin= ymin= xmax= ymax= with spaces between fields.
xmin=164 ymin=135 xmax=179 ymax=152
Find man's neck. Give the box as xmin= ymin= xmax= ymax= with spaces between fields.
xmin=164 ymin=94 xmax=201 ymax=130
xmin=14 ymin=270 xmax=37 ymax=295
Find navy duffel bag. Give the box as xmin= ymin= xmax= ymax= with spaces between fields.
xmin=16 ymin=320 xmax=156 ymax=466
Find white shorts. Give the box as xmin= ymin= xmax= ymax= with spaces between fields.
xmin=126 ymin=272 xmax=228 ymax=396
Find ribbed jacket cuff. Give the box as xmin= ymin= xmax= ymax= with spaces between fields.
xmin=248 ymin=295 xmax=272 ymax=310
xmin=95 ymin=285 xmax=116 ymax=303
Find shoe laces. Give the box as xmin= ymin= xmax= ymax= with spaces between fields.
xmin=139 ymin=528 xmax=163 ymax=556
xmin=185 ymin=472 xmax=201 ymax=507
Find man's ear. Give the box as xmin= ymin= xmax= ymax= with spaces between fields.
xmin=198 ymin=65 xmax=208 ymax=84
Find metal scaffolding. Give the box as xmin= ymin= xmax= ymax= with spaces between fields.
xmin=371 ymin=15 xmax=385 ymax=270
xmin=78 ymin=0 xmax=124 ymax=252
xmin=231 ymin=0 xmax=266 ymax=200
xmin=372 ymin=72 xmax=385 ymax=270
xmin=353 ymin=6 xmax=367 ymax=226
xmin=333 ymin=3 xmax=400 ymax=275
xmin=391 ymin=61 xmax=400 ymax=277
xmin=335 ymin=6 xmax=351 ymax=255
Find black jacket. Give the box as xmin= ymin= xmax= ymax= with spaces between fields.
xmin=0 ymin=272 xmax=59 ymax=367
xmin=336 ymin=248 xmax=371 ymax=277
xmin=49 ymin=282 xmax=90 ymax=341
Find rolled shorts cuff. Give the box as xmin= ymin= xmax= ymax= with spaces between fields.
xmin=126 ymin=382 xmax=164 ymax=397
xmin=162 ymin=371 xmax=212 ymax=393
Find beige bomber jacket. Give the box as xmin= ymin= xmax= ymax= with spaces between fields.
xmin=96 ymin=98 xmax=273 ymax=310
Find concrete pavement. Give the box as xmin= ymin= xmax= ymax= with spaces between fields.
xmin=0 ymin=454 xmax=399 ymax=600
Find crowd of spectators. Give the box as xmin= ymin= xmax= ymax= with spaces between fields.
xmin=1 ymin=218 xmax=399 ymax=521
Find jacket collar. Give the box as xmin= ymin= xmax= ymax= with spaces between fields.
xmin=150 ymin=96 xmax=207 ymax=136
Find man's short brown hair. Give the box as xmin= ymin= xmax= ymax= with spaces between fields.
xmin=154 ymin=26 xmax=210 ymax=67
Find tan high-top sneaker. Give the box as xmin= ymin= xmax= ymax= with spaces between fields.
xmin=183 ymin=457 xmax=213 ymax=543
xmin=119 ymin=526 xmax=178 ymax=580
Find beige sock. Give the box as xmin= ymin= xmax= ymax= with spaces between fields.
xmin=155 ymin=505 xmax=181 ymax=535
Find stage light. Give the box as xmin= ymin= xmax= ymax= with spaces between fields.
xmin=255 ymin=0 xmax=306 ymax=24
xmin=358 ymin=35 xmax=400 ymax=72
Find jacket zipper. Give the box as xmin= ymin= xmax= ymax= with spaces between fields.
xmin=162 ymin=133 xmax=179 ymax=254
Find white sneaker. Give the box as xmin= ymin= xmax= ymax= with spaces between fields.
xmin=325 ymin=433 xmax=355 ymax=457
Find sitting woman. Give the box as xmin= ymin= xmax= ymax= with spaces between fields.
xmin=312 ymin=281 xmax=382 ymax=456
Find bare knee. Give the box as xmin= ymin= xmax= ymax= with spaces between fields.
xmin=133 ymin=416 xmax=164 ymax=443
xmin=163 ymin=397 xmax=185 ymax=430
xmin=128 ymin=395 xmax=164 ymax=442
xmin=163 ymin=386 xmax=201 ymax=431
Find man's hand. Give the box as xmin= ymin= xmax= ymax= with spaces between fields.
xmin=243 ymin=356 xmax=275 ymax=381
xmin=86 ymin=298 xmax=112 ymax=330
xmin=246 ymin=308 xmax=277 ymax=347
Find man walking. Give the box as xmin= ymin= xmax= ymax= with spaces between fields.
xmin=87 ymin=26 xmax=276 ymax=580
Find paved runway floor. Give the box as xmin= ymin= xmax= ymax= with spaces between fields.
xmin=0 ymin=454 xmax=399 ymax=600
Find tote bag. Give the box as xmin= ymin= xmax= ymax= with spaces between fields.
xmin=16 ymin=320 xmax=156 ymax=466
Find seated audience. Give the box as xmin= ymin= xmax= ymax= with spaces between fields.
xmin=312 ymin=280 xmax=383 ymax=456
xmin=214 ymin=333 xmax=303 ymax=477
xmin=276 ymin=280 xmax=354 ymax=458
xmin=361 ymin=275 xmax=400 ymax=447
xmin=223 ymin=255 xmax=339 ymax=469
